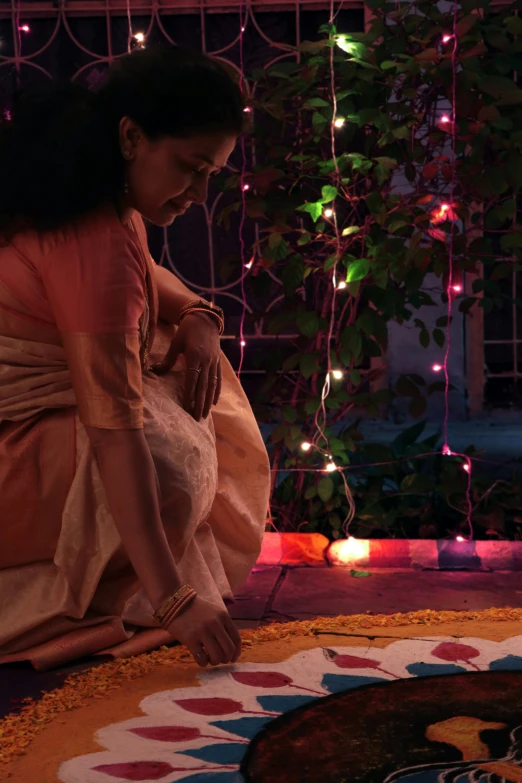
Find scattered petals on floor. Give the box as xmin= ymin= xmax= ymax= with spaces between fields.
xmin=56 ymin=634 xmax=522 ymax=783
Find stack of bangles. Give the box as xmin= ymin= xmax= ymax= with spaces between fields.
xmin=152 ymin=584 xmax=198 ymax=629
xmin=178 ymin=298 xmax=225 ymax=336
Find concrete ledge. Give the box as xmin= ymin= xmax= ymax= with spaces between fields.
xmin=257 ymin=533 xmax=522 ymax=571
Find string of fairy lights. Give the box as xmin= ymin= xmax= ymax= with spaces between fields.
xmin=12 ymin=1 xmax=481 ymax=544
xmin=117 ymin=1 xmax=474 ymax=542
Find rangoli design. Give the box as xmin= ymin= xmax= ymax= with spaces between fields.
xmin=57 ymin=635 xmax=522 ymax=783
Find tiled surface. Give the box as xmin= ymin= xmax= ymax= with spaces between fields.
xmin=2 ymin=565 xmax=522 ymax=719
xmin=270 ymin=568 xmax=522 ymax=620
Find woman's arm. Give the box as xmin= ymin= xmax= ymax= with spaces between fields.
xmin=154 ymin=263 xmax=197 ymax=324
xmin=85 ymin=425 xmax=182 ymax=611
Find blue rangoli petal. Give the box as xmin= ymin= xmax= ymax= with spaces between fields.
xmin=406 ymin=663 xmax=466 ymax=676
xmin=321 ymin=674 xmax=385 ymax=694
xmin=210 ymin=717 xmax=271 ymax=739
xmin=256 ymin=695 xmax=318 ymax=712
xmin=177 ymin=743 xmax=246 ymax=765
xmin=489 ymin=654 xmax=522 ymax=671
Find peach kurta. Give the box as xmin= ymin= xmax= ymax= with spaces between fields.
xmin=0 ymin=205 xmax=270 ymax=670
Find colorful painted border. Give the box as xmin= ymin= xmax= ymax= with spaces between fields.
xmin=257 ymin=533 xmax=522 ymax=570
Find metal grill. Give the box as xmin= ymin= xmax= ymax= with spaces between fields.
xmin=0 ymin=0 xmax=364 ymax=384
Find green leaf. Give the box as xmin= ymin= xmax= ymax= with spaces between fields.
xmin=396 ymin=375 xmax=420 ymax=397
xmin=388 ymin=220 xmax=409 ymax=233
xmin=282 ymin=405 xmax=297 ymax=423
xmin=409 ymin=395 xmax=427 ymax=419
xmin=480 ymin=76 xmax=522 ymax=105
xmin=304 ymin=485 xmax=317 ymax=500
xmin=299 ymin=353 xmax=320 ymax=379
xmin=374 ymin=156 xmax=398 ymax=170
xmin=350 ymin=570 xmax=371 ymax=578
xmin=321 ymin=185 xmax=338 ymax=204
xmin=433 ymin=328 xmax=445 ymax=348
xmin=296 ymin=311 xmax=320 ymax=338
xmin=341 ymin=326 xmax=363 ymax=363
xmin=346 ymin=258 xmax=370 ymax=282
xmin=282 ymin=255 xmax=304 ymax=294
xmin=342 ymin=226 xmax=360 ymax=237
xmin=303 ymin=97 xmax=330 ymax=108
xmin=501 ymin=233 xmax=522 ymax=250
xmin=400 ymin=473 xmax=434 ymax=493
xmin=318 ymin=477 xmax=334 ymax=503
xmin=392 ymin=421 xmax=426 ymax=454
xmin=297 ymin=202 xmax=323 ymax=222
xmin=504 ymin=15 xmax=522 ymax=35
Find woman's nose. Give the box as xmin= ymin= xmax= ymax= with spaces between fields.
xmin=188 ymin=175 xmax=209 ymax=205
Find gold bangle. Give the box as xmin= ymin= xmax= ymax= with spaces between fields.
xmin=160 ymin=590 xmax=197 ymax=629
xmin=152 ymin=584 xmax=194 ymax=625
xmin=179 ymin=308 xmax=224 ymax=336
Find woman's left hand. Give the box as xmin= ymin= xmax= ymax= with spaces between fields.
xmin=151 ymin=313 xmax=222 ymax=421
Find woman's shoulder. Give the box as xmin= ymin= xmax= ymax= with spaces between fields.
xmin=38 ymin=204 xmax=133 ymax=257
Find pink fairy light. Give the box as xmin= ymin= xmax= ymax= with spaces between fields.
xmin=18 ymin=24 xmax=29 ymax=32
xmin=463 ymin=463 xmax=470 ymax=473
xmin=236 ymin=3 xmax=248 ymax=378
xmin=451 ymin=283 xmax=462 ymax=293
xmin=440 ymin=115 xmax=451 ymax=124
xmin=242 ymin=183 xmax=250 ymax=191
xmin=442 ymin=34 xmax=453 ymax=43
xmin=456 ymin=535 xmax=465 ymax=542
xmin=432 ymin=363 xmax=443 ymax=372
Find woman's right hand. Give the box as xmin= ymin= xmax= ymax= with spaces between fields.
xmin=166 ymin=595 xmax=242 ymax=667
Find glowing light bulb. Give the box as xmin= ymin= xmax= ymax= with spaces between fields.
xmin=463 ymin=463 xmax=470 ymax=473
xmin=134 ymin=32 xmax=145 ymax=42
xmin=19 ymin=24 xmax=30 ymax=32
xmin=432 ymin=363 xmax=443 ymax=372
xmin=242 ymin=183 xmax=250 ymax=191
xmin=442 ymin=34 xmax=453 ymax=43
xmin=243 ymin=107 xmax=251 ymax=113
xmin=240 ymin=340 xmax=246 ymax=347
xmin=456 ymin=535 xmax=465 ymax=542
xmin=324 ymin=208 xmax=334 ymax=218
xmin=334 ymin=117 xmax=345 ymax=128
xmin=440 ymin=115 xmax=451 ymax=124
xmin=325 ymin=461 xmax=337 ymax=472
xmin=442 ymin=445 xmax=452 ymax=456
xmin=241 ymin=26 xmax=245 ymax=32
xmin=245 ymin=260 xmax=253 ymax=269
xmin=338 ymin=281 xmax=347 ymax=290
xmin=331 ymin=370 xmax=343 ymax=380
xmin=451 ymin=284 xmax=462 ymax=293
xmin=301 ymin=442 xmax=312 ymax=452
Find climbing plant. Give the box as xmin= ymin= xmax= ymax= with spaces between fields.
xmin=218 ymin=0 xmax=522 ymax=540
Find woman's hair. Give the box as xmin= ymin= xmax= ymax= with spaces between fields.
xmin=0 ymin=45 xmax=246 ymax=240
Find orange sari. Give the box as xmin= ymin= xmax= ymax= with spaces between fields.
xmin=0 ymin=205 xmax=270 ymax=670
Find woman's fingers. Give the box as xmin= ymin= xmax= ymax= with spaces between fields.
xmin=213 ymin=360 xmax=222 ymax=407
xmin=185 ymin=357 xmax=221 ymax=421
xmin=184 ymin=363 xmax=202 ymax=414
xmin=203 ymin=362 xmax=220 ymax=419
xmin=224 ymin=615 xmax=242 ymax=661
xmin=201 ymin=634 xmax=225 ymax=666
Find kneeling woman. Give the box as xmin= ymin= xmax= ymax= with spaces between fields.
xmin=0 ymin=45 xmax=270 ymax=671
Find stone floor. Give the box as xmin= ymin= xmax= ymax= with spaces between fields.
xmin=1 ymin=565 xmax=522 ymax=719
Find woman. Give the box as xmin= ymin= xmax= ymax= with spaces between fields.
xmin=0 ymin=45 xmax=270 ymax=671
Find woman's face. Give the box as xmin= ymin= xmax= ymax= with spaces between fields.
xmin=120 ymin=119 xmax=238 ymax=225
